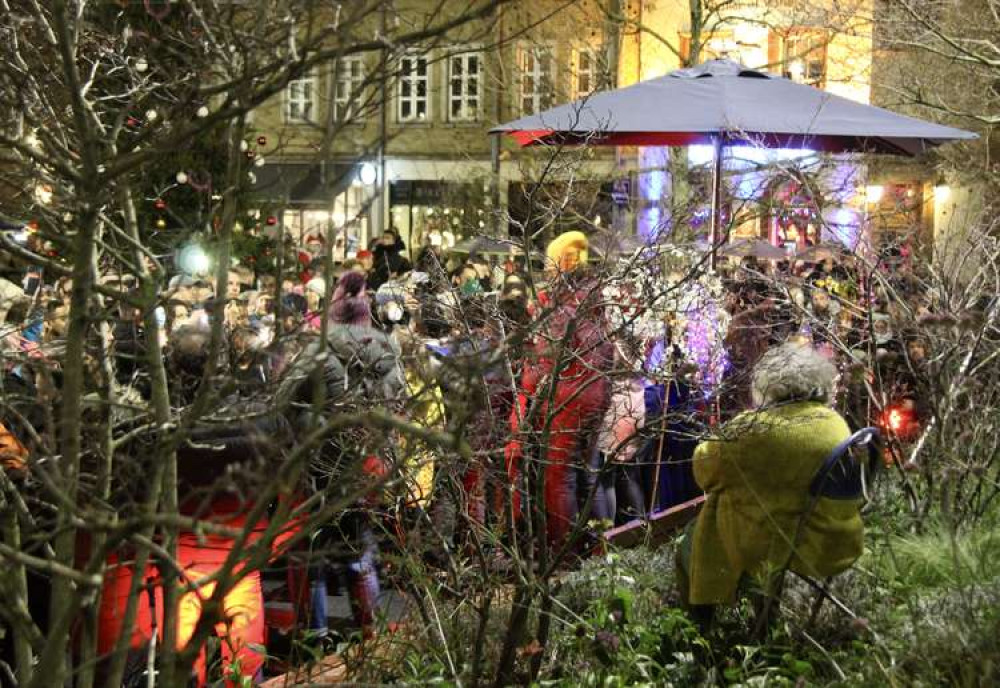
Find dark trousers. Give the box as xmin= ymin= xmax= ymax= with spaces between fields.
xmin=586 ymin=450 xmax=646 ymax=525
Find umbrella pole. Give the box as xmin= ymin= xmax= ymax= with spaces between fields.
xmin=491 ymin=133 xmax=502 ymax=236
xmin=709 ymin=136 xmax=725 ymax=270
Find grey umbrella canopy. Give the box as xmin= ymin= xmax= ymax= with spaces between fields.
xmin=491 ymin=59 xmax=976 ymax=266
xmin=491 ymin=60 xmax=975 ymax=155
xmin=719 ymin=239 xmax=788 ymax=261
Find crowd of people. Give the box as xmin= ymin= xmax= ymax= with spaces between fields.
xmin=0 ymin=224 xmax=935 ymax=684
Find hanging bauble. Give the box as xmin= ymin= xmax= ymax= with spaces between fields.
xmin=154 ymin=199 xmax=166 ymax=210
xmin=245 ymin=150 xmax=256 ymax=160
xmin=247 ymin=172 xmax=257 ymax=184
xmin=196 ymin=106 xmax=209 ymax=118
xmin=254 ymin=156 xmax=265 ymax=167
xmin=145 ymin=109 xmax=158 ymax=122
xmin=265 ymin=216 xmax=277 ymax=226
xmin=155 ymin=218 xmax=166 ymax=229
xmin=240 ymin=140 xmax=249 ymax=152
xmin=62 ymin=212 xmax=73 ymax=222
xmin=135 ymin=57 xmax=148 ymax=73
xmin=256 ymin=135 xmax=267 ymax=146
xmin=127 ymin=116 xmax=140 ymax=128
xmin=176 ymin=171 xmax=189 ymax=185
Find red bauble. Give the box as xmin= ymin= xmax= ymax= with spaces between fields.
xmin=154 ymin=199 xmax=166 ymax=210
xmin=127 ymin=117 xmax=139 ymax=127
xmin=256 ymin=136 xmax=267 ymax=146
xmin=265 ymin=216 xmax=277 ymax=226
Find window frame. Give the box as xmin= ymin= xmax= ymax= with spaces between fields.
xmin=284 ymin=71 xmax=318 ymax=124
xmin=397 ymin=50 xmax=432 ymax=123
xmin=518 ymin=42 xmax=557 ymax=116
xmin=332 ymin=55 xmax=367 ymax=123
xmin=446 ymin=46 xmax=483 ymax=123
xmin=572 ymin=45 xmax=607 ymax=100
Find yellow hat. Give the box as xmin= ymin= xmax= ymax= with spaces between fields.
xmin=546 ymin=231 xmax=589 ymax=273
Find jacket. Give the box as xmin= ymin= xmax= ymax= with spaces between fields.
xmin=688 ymin=401 xmax=862 ymax=605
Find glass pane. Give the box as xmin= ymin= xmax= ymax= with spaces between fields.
xmin=452 ymin=58 xmax=463 ymax=76
xmin=467 ymin=77 xmax=478 ymax=96
xmin=401 ymin=101 xmax=411 ymax=119
xmin=401 ymin=82 xmax=411 ymax=97
xmin=452 ymin=81 xmax=462 ymax=97
xmin=416 ymin=102 xmax=427 ymax=117
xmin=451 ymin=101 xmax=461 ymax=118
xmin=417 ymin=81 xmax=426 ymax=97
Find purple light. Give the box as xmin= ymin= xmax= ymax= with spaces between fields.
xmin=678 ymin=283 xmax=730 ymax=397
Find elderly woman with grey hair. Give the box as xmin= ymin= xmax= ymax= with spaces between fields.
xmin=678 ymin=342 xmax=863 ymax=630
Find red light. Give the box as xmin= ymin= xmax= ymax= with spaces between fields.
xmin=881 ymin=401 xmax=918 ymax=439
xmin=887 ymin=408 xmax=905 ymax=433
xmin=265 ymin=216 xmax=277 ymax=226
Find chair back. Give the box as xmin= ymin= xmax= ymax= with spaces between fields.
xmin=809 ymin=427 xmax=881 ymax=500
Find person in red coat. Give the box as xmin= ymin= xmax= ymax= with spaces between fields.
xmin=507 ymin=231 xmax=613 ymax=551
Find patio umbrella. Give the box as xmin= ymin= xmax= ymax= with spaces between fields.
xmin=796 ymin=241 xmax=853 ymax=263
xmin=491 ymin=59 xmax=976 ymax=265
xmin=451 ymin=236 xmax=520 ymax=255
xmin=719 ymin=238 xmax=788 ymax=261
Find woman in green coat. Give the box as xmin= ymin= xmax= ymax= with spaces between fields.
xmin=680 ymin=343 xmax=863 ymax=621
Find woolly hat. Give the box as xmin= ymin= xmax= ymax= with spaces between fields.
xmin=330 ymin=271 xmax=371 ymax=326
xmin=305 ymin=277 xmax=326 ymax=296
xmin=546 ymin=231 xmax=589 ymax=273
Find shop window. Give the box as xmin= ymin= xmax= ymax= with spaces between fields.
xmin=448 ymin=49 xmax=482 ymax=122
xmin=333 ymin=55 xmax=366 ymax=122
xmin=519 ymin=44 xmax=555 ymax=115
xmin=869 ymin=182 xmax=924 ymax=252
xmin=285 ymin=72 xmax=316 ymax=123
xmin=398 ymin=52 xmax=430 ymax=122
xmin=781 ymin=30 xmax=827 ymax=87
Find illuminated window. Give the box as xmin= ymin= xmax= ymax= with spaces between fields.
xmin=448 ymin=49 xmax=482 ymax=121
xmin=398 ymin=52 xmax=430 ymax=122
xmin=679 ymin=31 xmax=738 ymax=64
xmin=782 ymin=30 xmax=827 ymax=87
xmin=519 ymin=44 xmax=555 ymax=115
xmin=333 ymin=56 xmax=366 ymax=121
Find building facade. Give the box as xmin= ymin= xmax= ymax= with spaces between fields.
xmin=251 ymin=0 xmax=947 ymax=259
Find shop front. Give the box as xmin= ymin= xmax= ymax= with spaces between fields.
xmin=388 ymin=180 xmax=485 ymax=261
xmin=254 ymin=161 xmax=378 ymax=261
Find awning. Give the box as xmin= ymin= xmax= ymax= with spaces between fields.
xmin=252 ymin=162 xmax=357 ymax=204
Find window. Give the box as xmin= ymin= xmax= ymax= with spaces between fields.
xmin=398 ymin=52 xmax=430 ymax=122
xmin=333 ymin=56 xmax=366 ymax=121
xmin=782 ymin=30 xmax=826 ymax=87
xmin=519 ymin=44 xmax=555 ymax=115
xmin=679 ymin=31 xmax=738 ymax=64
xmin=285 ymin=73 xmax=316 ymax=123
xmin=572 ymin=47 xmax=605 ymax=99
xmin=447 ymin=49 xmax=482 ymax=121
